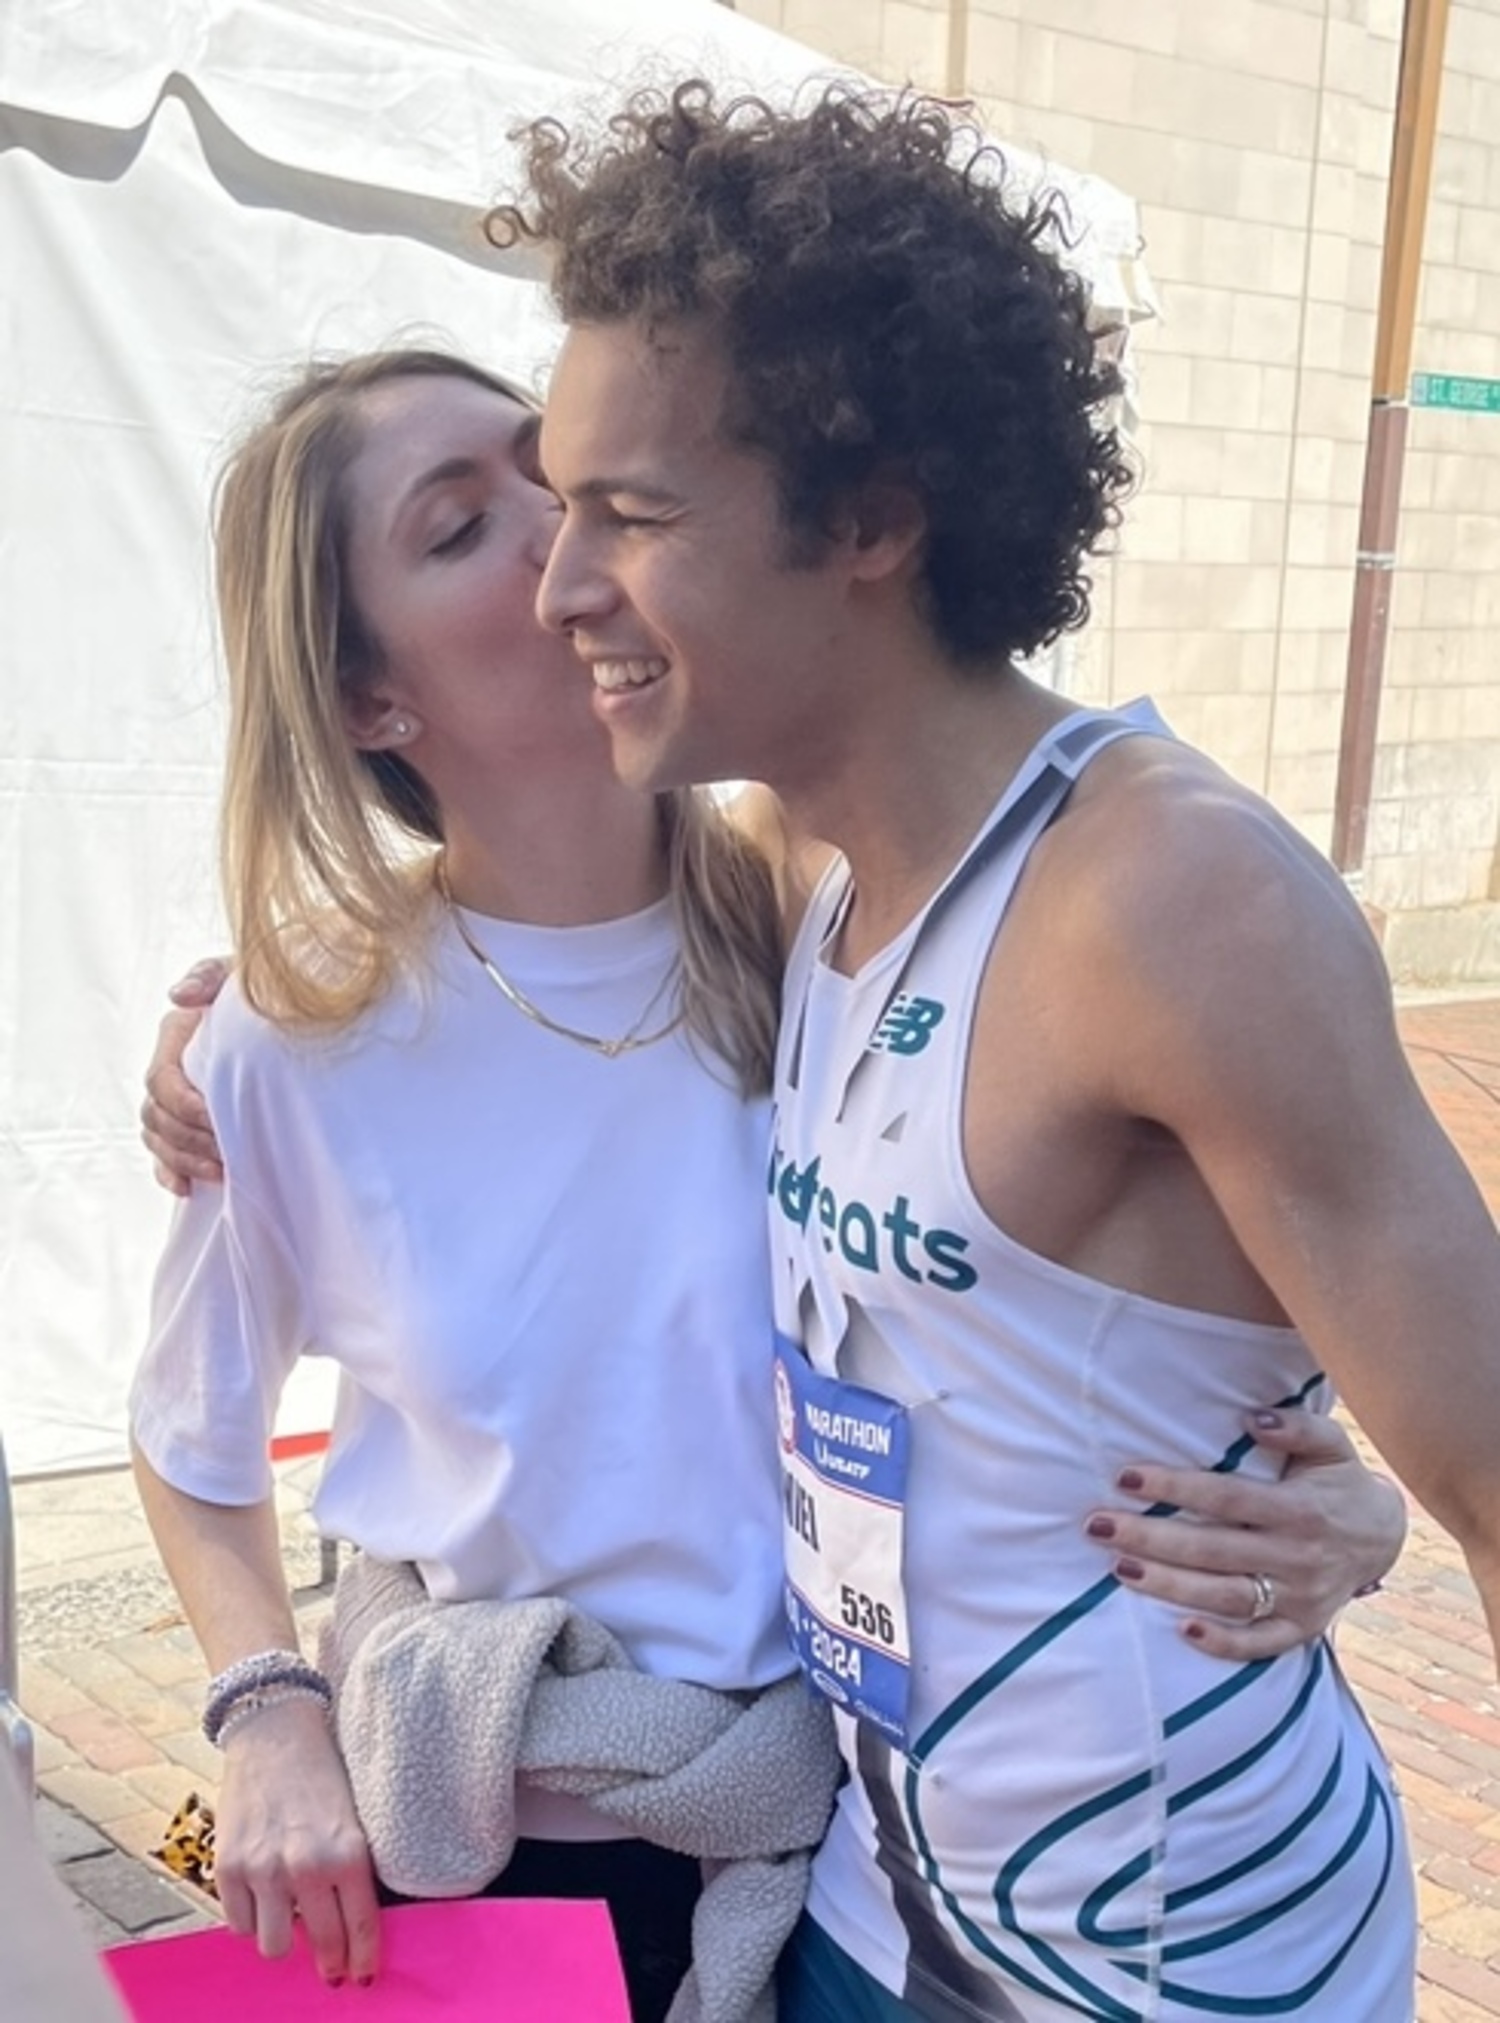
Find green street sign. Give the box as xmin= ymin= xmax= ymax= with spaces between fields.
xmin=1410 ymin=372 xmax=1500 ymax=413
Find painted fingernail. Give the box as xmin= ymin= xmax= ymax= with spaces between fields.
xmin=1252 ymin=1409 xmax=1283 ymax=1430
xmin=1116 ymin=1468 xmax=1144 ymax=1493
xmin=1183 ymin=1621 xmax=1206 ymax=1641
xmin=1086 ymin=1516 xmax=1116 ymax=1541
xmin=357 ymin=1978 xmax=374 ymax=1990
xmin=1115 ymin=1557 xmax=1146 ymax=1581
xmin=326 ymin=1977 xmax=344 ymax=1989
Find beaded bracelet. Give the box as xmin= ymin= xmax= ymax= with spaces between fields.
xmin=205 ymin=1660 xmax=332 ymax=1746
xmin=203 ymin=1649 xmax=334 ymax=1747
xmin=214 ymin=1681 xmax=333 ymax=1747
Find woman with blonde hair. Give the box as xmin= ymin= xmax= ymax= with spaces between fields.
xmin=130 ymin=348 xmax=807 ymax=2022
xmin=134 ymin=346 xmax=1404 ymax=2021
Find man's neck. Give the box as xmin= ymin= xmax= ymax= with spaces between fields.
xmin=776 ymin=659 xmax=1075 ymax=971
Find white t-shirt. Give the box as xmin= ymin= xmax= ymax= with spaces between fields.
xmin=132 ymin=898 xmax=791 ymax=1694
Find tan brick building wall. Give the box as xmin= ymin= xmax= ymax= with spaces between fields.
xmin=734 ymin=0 xmax=1500 ymax=979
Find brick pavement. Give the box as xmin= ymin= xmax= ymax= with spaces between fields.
xmin=1377 ymin=993 xmax=1500 ymax=2021
xmin=13 ymin=1462 xmax=329 ymax=1958
xmin=10 ymin=993 xmax=1500 ymax=2014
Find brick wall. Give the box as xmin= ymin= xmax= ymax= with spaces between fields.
xmin=736 ymin=0 xmax=1500 ymax=979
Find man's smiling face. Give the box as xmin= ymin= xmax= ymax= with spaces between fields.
xmin=536 ymin=317 xmax=861 ymax=799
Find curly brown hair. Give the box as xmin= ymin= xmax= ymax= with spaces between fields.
xmin=490 ymin=80 xmax=1134 ymax=666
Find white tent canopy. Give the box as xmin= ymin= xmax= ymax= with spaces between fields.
xmin=0 ymin=0 xmax=1152 ymax=1477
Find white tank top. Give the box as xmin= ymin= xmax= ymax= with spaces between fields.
xmin=769 ymin=704 xmax=1414 ymax=2019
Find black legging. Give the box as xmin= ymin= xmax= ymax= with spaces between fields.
xmin=379 ymin=1836 xmax=701 ymax=2023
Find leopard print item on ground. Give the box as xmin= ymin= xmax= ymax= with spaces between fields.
xmin=153 ymin=1791 xmax=217 ymax=1896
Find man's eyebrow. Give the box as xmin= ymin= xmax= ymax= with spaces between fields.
xmin=560 ymin=474 xmax=680 ymax=504
xmin=513 ymin=412 xmax=543 ymax=467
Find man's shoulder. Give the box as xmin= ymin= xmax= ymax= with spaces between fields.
xmin=1053 ymin=735 xmax=1347 ymax=931
xmin=1014 ymin=731 xmax=1389 ymax=1046
xmin=1064 ymin=730 xmax=1266 ymax=848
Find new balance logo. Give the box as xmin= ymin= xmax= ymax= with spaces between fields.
xmin=870 ymin=994 xmax=945 ymax=1056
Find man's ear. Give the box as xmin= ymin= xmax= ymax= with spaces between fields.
xmin=845 ymin=479 xmax=927 ymax=583
xmin=343 ymin=688 xmax=420 ymax=753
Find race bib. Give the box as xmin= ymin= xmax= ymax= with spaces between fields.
xmin=774 ymin=1335 xmax=911 ymax=1745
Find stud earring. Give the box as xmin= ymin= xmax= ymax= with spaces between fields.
xmin=393 ymin=718 xmax=411 ymax=738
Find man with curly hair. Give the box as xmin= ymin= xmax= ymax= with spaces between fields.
xmin=501 ymin=81 xmax=1499 ymax=2020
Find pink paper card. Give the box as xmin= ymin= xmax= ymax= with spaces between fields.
xmin=105 ymin=1897 xmax=630 ymax=2021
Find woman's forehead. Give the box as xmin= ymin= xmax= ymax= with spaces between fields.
xmin=350 ymin=376 xmax=531 ymax=488
xmin=358 ymin=371 xmax=529 ymax=437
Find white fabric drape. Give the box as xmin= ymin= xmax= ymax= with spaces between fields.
xmin=0 ymin=0 xmax=1151 ymax=1476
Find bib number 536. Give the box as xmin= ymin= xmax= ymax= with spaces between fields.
xmin=840 ymin=1584 xmax=897 ymax=1647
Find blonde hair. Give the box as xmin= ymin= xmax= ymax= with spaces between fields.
xmin=215 ymin=348 xmax=781 ymax=1095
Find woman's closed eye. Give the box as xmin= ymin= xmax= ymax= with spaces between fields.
xmin=428 ymin=513 xmax=487 ymax=558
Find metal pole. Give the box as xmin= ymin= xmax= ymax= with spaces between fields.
xmin=0 ymin=1434 xmax=36 ymax=1805
xmin=947 ymin=0 xmax=969 ymax=97
xmin=1331 ymin=0 xmax=1451 ymax=876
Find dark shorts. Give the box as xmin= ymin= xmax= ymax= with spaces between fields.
xmin=379 ymin=1836 xmax=701 ymax=2023
xmin=777 ymin=1912 xmax=926 ymax=2022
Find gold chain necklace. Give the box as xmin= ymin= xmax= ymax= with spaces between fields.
xmin=436 ymin=861 xmax=686 ymax=1059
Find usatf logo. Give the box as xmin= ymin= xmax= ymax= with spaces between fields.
xmin=774 ymin=1360 xmax=797 ymax=1453
xmin=870 ymin=994 xmax=945 ymax=1056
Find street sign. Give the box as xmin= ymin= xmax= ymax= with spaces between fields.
xmin=1410 ymin=372 xmax=1500 ymax=413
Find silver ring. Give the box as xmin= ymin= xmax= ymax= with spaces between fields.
xmin=1247 ymin=1572 xmax=1277 ymax=1624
